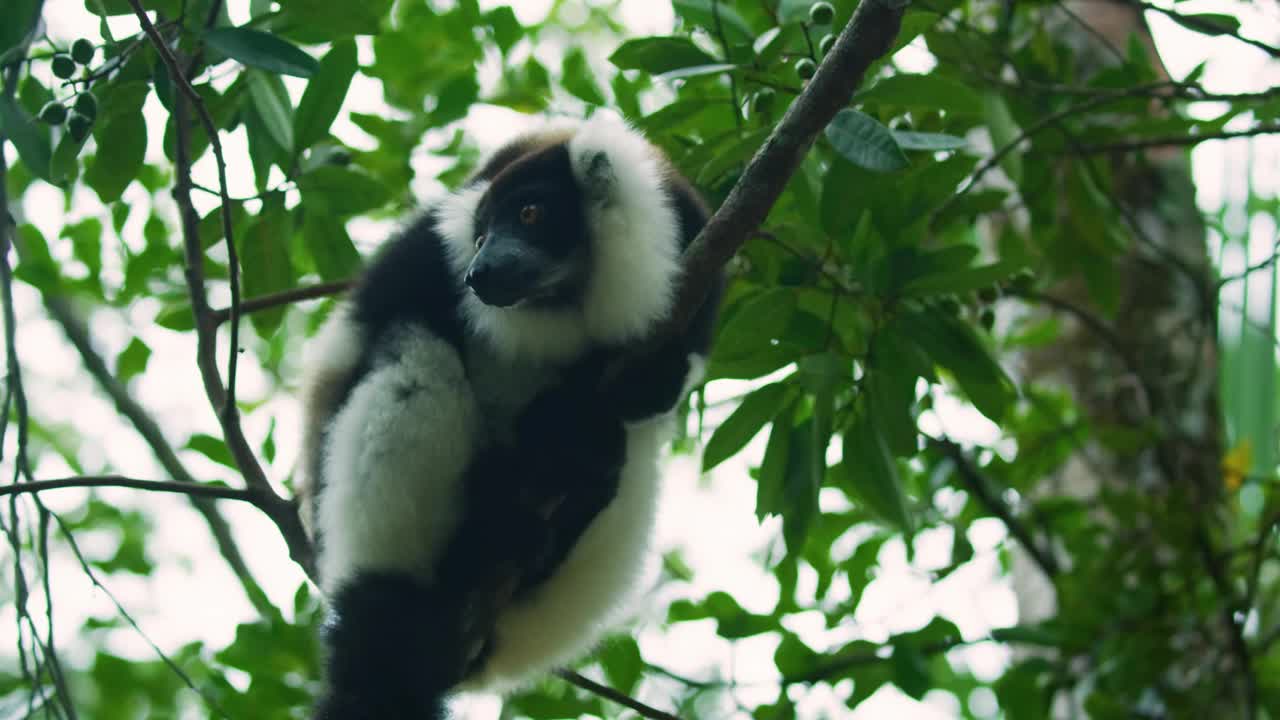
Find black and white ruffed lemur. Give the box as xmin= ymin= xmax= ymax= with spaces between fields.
xmin=296 ymin=114 xmax=722 ymax=719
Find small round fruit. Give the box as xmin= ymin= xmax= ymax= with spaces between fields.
xmin=818 ymin=33 xmax=836 ymax=56
xmin=71 ymin=39 xmax=95 ymax=65
xmin=73 ymin=92 xmax=97 ymax=120
xmin=795 ymin=58 xmax=817 ymax=80
xmin=809 ymin=2 xmax=836 ymax=25
xmin=52 ymin=54 xmax=77 ymax=79
xmin=67 ymin=113 xmax=93 ymax=142
xmin=39 ymin=102 xmax=68 ymax=125
xmin=752 ymin=88 xmax=776 ymax=114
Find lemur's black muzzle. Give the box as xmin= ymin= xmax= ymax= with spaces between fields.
xmin=464 ymin=234 xmax=547 ymax=308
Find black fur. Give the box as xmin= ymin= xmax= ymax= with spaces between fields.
xmin=315 ymin=573 xmax=460 ymax=720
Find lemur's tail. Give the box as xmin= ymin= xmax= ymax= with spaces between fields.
xmin=314 ymin=572 xmax=462 ymax=720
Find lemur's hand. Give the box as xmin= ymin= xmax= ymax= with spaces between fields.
xmin=515 ymin=352 xmax=625 ymax=476
xmin=605 ymin=340 xmax=693 ymax=422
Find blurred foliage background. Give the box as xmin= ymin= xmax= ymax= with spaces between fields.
xmin=1 ymin=0 xmax=1279 ymax=718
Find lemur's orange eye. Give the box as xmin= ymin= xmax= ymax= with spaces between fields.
xmin=520 ymin=204 xmax=542 ymax=225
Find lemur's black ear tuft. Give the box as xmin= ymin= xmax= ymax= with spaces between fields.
xmin=582 ymin=150 xmax=616 ymax=206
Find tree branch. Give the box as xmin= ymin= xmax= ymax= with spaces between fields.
xmin=41 ymin=294 xmax=276 ymax=616
xmin=553 ymin=670 xmax=682 ymax=720
xmin=127 ymin=0 xmax=314 ymax=577
xmin=1071 ymin=123 xmax=1280 ymax=154
xmin=932 ymin=439 xmax=1061 ymax=579
xmin=209 ymin=280 xmax=351 ymax=326
xmin=657 ymin=0 xmax=910 ymax=338
xmin=0 ymin=476 xmax=261 ymax=502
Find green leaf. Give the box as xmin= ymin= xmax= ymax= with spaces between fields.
xmin=294 ymin=39 xmax=357 ymax=153
xmin=702 ymin=592 xmax=774 ymax=639
xmin=562 ymin=47 xmax=606 ymax=106
xmin=892 ymin=130 xmax=968 ymax=151
xmin=247 ymin=71 xmax=295 ymax=155
xmin=858 ymin=74 xmax=982 ymax=115
xmin=302 ymin=211 xmax=361 ymax=281
xmin=890 ymin=10 xmax=943 ymax=55
xmin=995 ymin=661 xmax=1052 ymax=720
xmin=756 ymin=403 xmax=794 ymax=521
xmin=85 ymin=108 xmax=146 ymax=202
xmin=155 ymin=303 xmax=195 ymax=331
xmin=203 ymin=27 xmax=319 ymax=77
xmin=186 ymin=434 xmax=238 ymax=469
xmin=983 ymin=93 xmax=1023 ymax=184
xmin=840 ymin=410 xmax=913 ymax=535
xmin=825 ymin=109 xmax=909 ymax=173
xmin=866 ymin=364 xmax=918 ymax=458
xmin=846 ymin=535 xmax=887 ymax=611
xmin=115 ymin=339 xmax=152 ymax=383
xmin=781 ymin=418 xmax=822 ymax=556
xmin=0 ymin=93 xmax=51 ymax=180
xmin=672 ymin=0 xmax=754 ymax=42
xmin=774 ymin=634 xmax=821 ymax=678
xmin=657 ymin=63 xmax=737 ymax=82
xmin=13 ymin=224 xmax=59 ymax=289
xmin=703 ymin=382 xmax=790 ymax=471
xmin=50 ymin=131 xmax=89 ymax=183
xmin=820 ymin=158 xmax=870 ymax=236
xmin=609 ymin=37 xmax=719 ymax=75
xmin=298 ymin=166 xmax=390 ymax=216
xmin=65 ymin=217 xmax=104 ymax=280
xmin=1167 ymin=12 xmax=1241 ymax=37
xmin=902 ymin=259 xmax=1024 ymax=297
xmin=486 ymin=7 xmax=522 ymax=55
xmin=239 ymin=199 xmax=296 ymax=335
xmin=278 ymin=0 xmax=390 ymax=35
xmin=714 ymin=288 xmax=797 ymax=360
xmin=0 ymin=0 xmax=40 ymax=64
xmin=891 ymin=642 xmax=931 ymax=699
xmin=901 ymin=309 xmax=1015 ymax=421
xmin=597 ymin=637 xmax=643 ymax=695
xmin=84 ymin=0 xmax=180 ymax=16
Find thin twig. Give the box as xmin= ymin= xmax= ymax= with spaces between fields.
xmin=127 ymin=0 xmax=244 ymax=419
xmin=127 ymin=0 xmax=313 ymax=576
xmin=1070 ymin=123 xmax=1280 ymax=154
xmin=934 ymin=84 xmax=1180 ymax=221
xmin=0 ymin=475 xmax=261 ymax=502
xmin=1217 ymin=236 xmax=1280 ymax=289
xmin=210 ymin=280 xmax=352 ymax=326
xmin=1123 ymin=0 xmax=1280 ymax=59
xmin=554 ymin=670 xmax=682 ymax=720
xmin=932 ymin=438 xmax=1061 ymax=579
xmin=42 ymin=293 xmax=276 ymax=616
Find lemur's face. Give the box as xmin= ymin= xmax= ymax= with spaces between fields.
xmin=465 ymin=146 xmax=591 ymax=309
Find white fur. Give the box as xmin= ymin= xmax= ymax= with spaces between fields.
xmin=316 ymin=327 xmax=481 ymax=593
xmin=433 ymin=114 xmax=683 ymax=362
xmin=568 ymin=115 xmax=682 ymax=344
xmin=297 ymin=305 xmax=364 ymax=539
